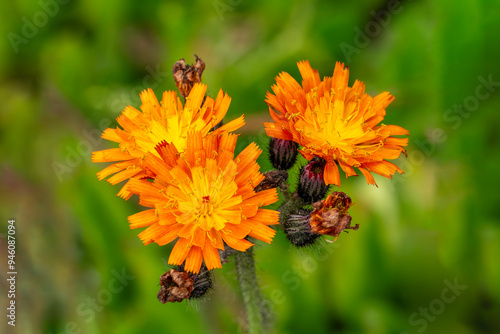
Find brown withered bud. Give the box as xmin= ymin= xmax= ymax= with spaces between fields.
xmin=309 ymin=191 xmax=359 ymax=239
xmin=157 ymin=265 xmax=213 ymax=303
xmin=157 ymin=269 xmax=194 ymax=303
xmin=284 ymin=191 xmax=358 ymax=247
xmin=254 ymin=170 xmax=288 ymax=192
xmin=172 ymin=55 xmax=206 ymax=98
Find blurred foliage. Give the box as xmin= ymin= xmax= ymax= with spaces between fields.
xmin=1 ymin=0 xmax=500 ymax=333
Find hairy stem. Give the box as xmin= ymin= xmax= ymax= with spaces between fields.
xmin=278 ymin=190 xmax=304 ymax=227
xmin=235 ymin=248 xmax=266 ymax=334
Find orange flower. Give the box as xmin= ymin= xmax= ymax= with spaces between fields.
xmin=127 ymin=131 xmax=279 ymax=273
xmin=92 ymin=83 xmax=245 ymax=199
xmin=264 ymin=61 xmax=409 ymax=186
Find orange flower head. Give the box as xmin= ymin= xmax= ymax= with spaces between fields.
xmin=264 ymin=61 xmax=409 ymax=186
xmin=126 ymin=131 xmax=279 ymax=273
xmin=92 ymin=83 xmax=245 ymax=199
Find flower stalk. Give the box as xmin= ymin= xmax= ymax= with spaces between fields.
xmin=235 ymin=247 xmax=266 ymax=334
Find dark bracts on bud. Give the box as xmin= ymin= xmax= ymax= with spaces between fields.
xmin=255 ymin=170 xmax=288 ymax=193
xmin=310 ymin=192 xmax=358 ymax=239
xmin=284 ymin=209 xmax=321 ymax=247
xmin=157 ymin=265 xmax=212 ymax=303
xmin=297 ymin=158 xmax=329 ymax=204
xmin=269 ymin=138 xmax=299 ymax=170
xmin=172 ymin=55 xmax=205 ymax=98
xmin=188 ymin=265 xmax=212 ymax=299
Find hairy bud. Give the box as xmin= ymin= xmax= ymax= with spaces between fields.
xmin=297 ymin=158 xmax=328 ymax=204
xmin=269 ymin=138 xmax=298 ymax=170
xmin=284 ymin=209 xmax=321 ymax=247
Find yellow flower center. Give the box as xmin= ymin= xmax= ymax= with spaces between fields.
xmin=134 ymin=116 xmax=209 ymax=156
xmin=298 ymin=91 xmax=369 ymax=157
xmin=174 ymin=161 xmax=242 ymax=231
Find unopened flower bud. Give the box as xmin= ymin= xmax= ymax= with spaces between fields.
xmin=269 ymin=138 xmax=298 ymax=170
xmin=284 ymin=209 xmax=321 ymax=247
xmin=297 ymin=158 xmax=328 ymax=203
xmin=157 ymin=265 xmax=212 ymax=303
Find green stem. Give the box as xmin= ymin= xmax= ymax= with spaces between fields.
xmin=235 ymin=247 xmax=265 ymax=334
xmin=278 ymin=190 xmax=304 ymax=227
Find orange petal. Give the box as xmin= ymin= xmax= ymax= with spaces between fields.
xmin=324 ymin=161 xmax=341 ymax=186
xmin=251 ymin=209 xmax=280 ymax=226
xmin=223 ymin=223 xmax=252 ymax=239
xmin=185 ymin=83 xmax=207 ymax=112
xmin=168 ymin=238 xmax=191 ymax=266
xmin=155 ymin=141 xmax=179 ymax=167
xmin=297 ymin=60 xmax=321 ymax=92
xmin=379 ymin=124 xmax=409 ymax=136
xmin=184 ymin=246 xmax=204 ymax=273
xmin=117 ymin=182 xmax=133 ymax=200
xmin=155 ymin=224 xmax=183 ymax=245
xmin=128 ymin=209 xmax=157 ymax=229
xmin=101 ymin=128 xmax=122 ymax=142
xmin=332 ymin=62 xmax=349 ymax=92
xmin=364 ymin=160 xmax=403 ymax=178
xmin=191 ymin=227 xmax=206 ymax=249
xmin=185 ymin=131 xmax=204 ymax=166
xmin=264 ymin=124 xmax=294 ymax=141
xmin=338 ymin=160 xmax=358 ymax=178
xmin=385 ymin=137 xmax=409 ymax=147
xmin=140 ymin=88 xmax=162 ymax=119
xmin=207 ymin=228 xmax=224 ymax=250
xmin=221 ymin=233 xmax=254 ymax=252
xmin=243 ymin=188 xmax=279 ymax=208
xmin=92 ymin=148 xmax=135 ymax=163
xmin=96 ymin=159 xmax=136 ymax=180
xmin=236 ymin=142 xmax=261 ymax=169
xmin=107 ymin=167 xmax=141 ymax=185
xmin=243 ymin=221 xmax=276 ymax=244
xmin=137 ymin=223 xmax=164 ymax=244
xmin=202 ymin=244 xmax=222 ymax=270
xmin=358 ymin=167 xmax=377 ymax=186
xmin=126 ymin=178 xmax=163 ymax=199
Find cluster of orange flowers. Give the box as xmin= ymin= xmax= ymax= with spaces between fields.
xmin=92 ymin=60 xmax=408 ymax=274
xmin=92 ymin=83 xmax=279 ymax=273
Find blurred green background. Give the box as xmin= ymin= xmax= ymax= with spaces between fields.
xmin=1 ymin=0 xmax=500 ymax=333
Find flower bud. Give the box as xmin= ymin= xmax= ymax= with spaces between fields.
xmin=269 ymin=137 xmax=298 ymax=170
xmin=157 ymin=265 xmax=212 ymax=303
xmin=297 ymin=158 xmax=328 ymax=204
xmin=284 ymin=209 xmax=321 ymax=247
